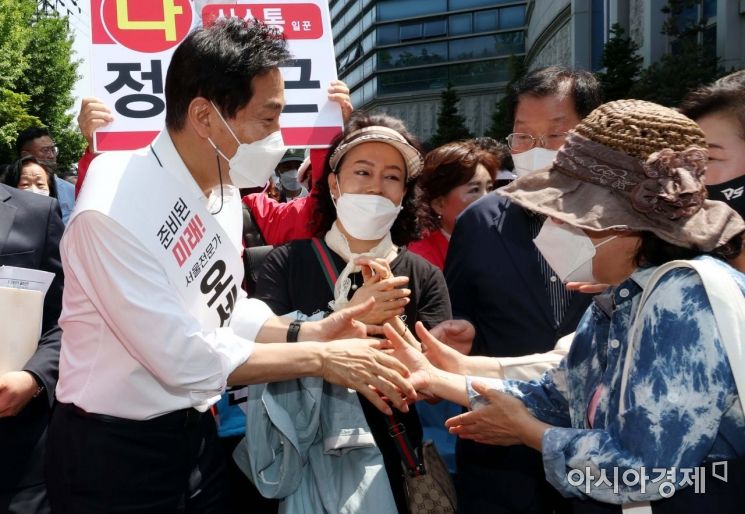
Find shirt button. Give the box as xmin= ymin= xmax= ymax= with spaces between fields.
xmin=550 ymin=276 xmax=558 ymax=283
xmin=619 ymin=288 xmax=630 ymax=298
xmin=610 ymin=339 xmax=620 ymax=349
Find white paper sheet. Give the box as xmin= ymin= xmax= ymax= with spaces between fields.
xmin=0 ymin=266 xmax=55 ymax=373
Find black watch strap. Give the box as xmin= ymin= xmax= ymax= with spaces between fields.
xmin=287 ymin=320 xmax=304 ymax=343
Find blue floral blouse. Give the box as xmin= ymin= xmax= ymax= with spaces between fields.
xmin=467 ymin=256 xmax=745 ymax=504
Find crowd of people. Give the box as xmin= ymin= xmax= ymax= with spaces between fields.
xmin=2 ymin=17 xmax=745 ymax=514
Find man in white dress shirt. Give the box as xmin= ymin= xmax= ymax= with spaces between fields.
xmin=45 ymin=19 xmax=415 ymax=514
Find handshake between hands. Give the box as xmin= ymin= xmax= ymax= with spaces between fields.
xmin=311 ymin=256 xmax=473 ymax=416
xmin=315 ymin=293 xmax=538 ymax=449
xmin=313 ymin=291 xmax=471 ymax=417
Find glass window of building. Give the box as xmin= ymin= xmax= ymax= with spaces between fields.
xmin=378 ymin=42 xmax=448 ymax=69
xmin=377 ymin=23 xmax=399 ymax=45
xmin=378 ymin=66 xmax=448 ymax=95
xmin=424 ymin=18 xmax=448 ymax=38
xmin=449 ymin=13 xmax=472 ymax=35
xmin=450 ymin=0 xmax=515 ymax=9
xmin=400 ymin=23 xmax=423 ymax=41
xmin=590 ymin=0 xmax=608 ymax=71
xmin=474 ymin=9 xmax=498 ymax=32
xmin=449 ymin=59 xmax=510 ymax=86
xmin=377 ymin=0 xmax=447 ymax=21
xmin=499 ymin=5 xmax=525 ymax=29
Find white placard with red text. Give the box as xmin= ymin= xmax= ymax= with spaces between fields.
xmin=89 ymin=0 xmax=343 ymax=152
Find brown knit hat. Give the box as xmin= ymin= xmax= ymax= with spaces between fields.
xmin=499 ymin=99 xmax=745 ymax=251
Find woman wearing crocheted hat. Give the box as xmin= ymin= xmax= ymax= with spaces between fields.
xmin=385 ymin=100 xmax=745 ymax=512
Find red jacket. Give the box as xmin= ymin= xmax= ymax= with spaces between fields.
xmin=241 ymin=148 xmax=327 ymax=245
xmin=407 ymin=230 xmax=449 ymax=271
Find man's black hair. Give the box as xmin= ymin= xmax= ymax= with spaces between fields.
xmin=506 ymin=66 xmax=602 ymax=123
xmin=15 ymin=127 xmax=51 ymax=157
xmin=679 ymin=72 xmax=745 ymax=140
xmin=165 ymin=18 xmax=290 ymax=130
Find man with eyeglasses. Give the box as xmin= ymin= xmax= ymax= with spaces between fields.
xmin=16 ymin=127 xmax=76 ymax=225
xmin=434 ymin=66 xmax=602 ymax=514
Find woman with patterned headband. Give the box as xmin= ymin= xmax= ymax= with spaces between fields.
xmin=235 ymin=112 xmax=452 ymax=513
xmin=386 ymin=100 xmax=745 ymax=512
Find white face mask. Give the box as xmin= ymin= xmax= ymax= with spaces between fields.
xmin=533 ymin=218 xmax=617 ymax=283
xmin=512 ymin=147 xmax=558 ymax=178
xmin=332 ymin=176 xmax=402 ymax=241
xmin=25 ymin=187 xmax=50 ymax=196
xmin=208 ymin=102 xmax=286 ymax=188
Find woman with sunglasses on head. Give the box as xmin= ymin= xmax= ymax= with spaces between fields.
xmin=237 ymin=112 xmax=452 ymax=513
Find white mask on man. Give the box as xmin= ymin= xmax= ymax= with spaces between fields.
xmin=512 ymin=148 xmax=558 ymax=178
xmin=207 ymin=102 xmax=286 ymax=188
xmin=533 ymin=218 xmax=617 ymax=283
xmin=332 ymin=176 xmax=402 ymax=241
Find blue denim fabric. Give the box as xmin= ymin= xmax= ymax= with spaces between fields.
xmin=467 ymin=256 xmax=745 ymax=504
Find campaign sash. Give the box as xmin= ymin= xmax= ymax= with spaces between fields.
xmin=71 ymin=130 xmax=244 ymax=331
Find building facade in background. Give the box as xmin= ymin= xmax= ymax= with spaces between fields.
xmin=331 ymin=0 xmax=528 ymax=143
xmin=331 ymin=0 xmax=745 ymax=144
xmin=526 ymin=0 xmax=744 ymax=73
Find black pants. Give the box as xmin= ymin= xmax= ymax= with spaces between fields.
xmin=220 ymin=435 xmax=278 ymax=514
xmin=45 ymin=403 xmax=226 ymax=514
xmin=456 ymin=441 xmax=570 ymax=514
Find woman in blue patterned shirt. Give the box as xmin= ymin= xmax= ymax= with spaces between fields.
xmin=386 ymin=100 xmax=745 ymax=512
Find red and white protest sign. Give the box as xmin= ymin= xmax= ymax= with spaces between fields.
xmin=90 ymin=0 xmax=343 ymax=151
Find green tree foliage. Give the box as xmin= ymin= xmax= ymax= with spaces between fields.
xmin=597 ymin=24 xmax=643 ymax=101
xmin=0 ymin=0 xmax=84 ymax=171
xmin=630 ymin=0 xmax=724 ymax=106
xmin=486 ymin=55 xmax=527 ymax=141
xmin=430 ymin=83 xmax=473 ymax=147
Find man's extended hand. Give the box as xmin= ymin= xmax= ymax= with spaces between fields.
xmin=0 ymin=371 xmax=38 ymax=417
xmin=430 ymin=319 xmax=476 ymax=355
xmin=320 ymin=337 xmax=416 ymax=415
xmin=301 ymin=297 xmax=374 ymax=341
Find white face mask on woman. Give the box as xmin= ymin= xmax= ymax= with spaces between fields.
xmin=25 ymin=187 xmax=50 ymax=197
xmin=533 ymin=218 xmax=617 ymax=283
xmin=332 ymin=176 xmax=402 ymax=241
xmin=207 ymin=102 xmax=286 ymax=188
xmin=512 ymin=147 xmax=558 ymax=178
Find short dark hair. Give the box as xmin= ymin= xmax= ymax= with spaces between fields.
xmin=416 ymin=141 xmax=500 ymax=233
xmin=507 ymin=66 xmax=602 ymax=123
xmin=311 ymin=111 xmax=424 ymax=245
xmin=678 ymin=73 xmax=745 ymax=140
xmin=15 ymin=127 xmax=51 ymax=157
xmin=165 ymin=18 xmax=290 ymax=130
xmin=635 ymin=231 xmax=742 ymax=267
xmin=470 ymin=136 xmax=513 ymax=170
xmin=3 ymin=155 xmax=58 ymax=199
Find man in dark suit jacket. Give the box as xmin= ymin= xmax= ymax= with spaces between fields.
xmin=440 ymin=67 xmax=603 ymax=514
xmin=0 ymin=183 xmax=64 ymax=514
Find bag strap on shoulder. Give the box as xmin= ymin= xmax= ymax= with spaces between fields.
xmin=310 ymin=237 xmax=340 ymax=294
